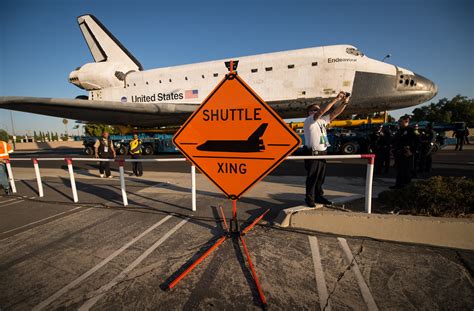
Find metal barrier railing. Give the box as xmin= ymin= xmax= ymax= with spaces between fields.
xmin=5 ymin=158 xmax=196 ymax=211
xmin=5 ymin=154 xmax=374 ymax=213
xmin=287 ymin=154 xmax=375 ymax=213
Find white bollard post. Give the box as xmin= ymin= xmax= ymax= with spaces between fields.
xmin=118 ymin=160 xmax=128 ymax=207
xmin=191 ymin=165 xmax=196 ymax=212
xmin=65 ymin=158 xmax=78 ymax=203
xmin=363 ymin=155 xmax=375 ymax=214
xmin=32 ymin=158 xmax=44 ymax=197
xmin=5 ymin=159 xmax=17 ymax=193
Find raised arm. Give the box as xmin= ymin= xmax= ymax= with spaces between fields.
xmin=329 ymin=94 xmax=350 ymax=122
xmin=313 ymin=91 xmax=346 ymax=121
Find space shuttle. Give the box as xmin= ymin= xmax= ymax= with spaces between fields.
xmin=0 ymin=14 xmax=438 ymax=127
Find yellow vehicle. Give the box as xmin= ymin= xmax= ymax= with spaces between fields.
xmin=288 ymin=112 xmax=388 ymax=131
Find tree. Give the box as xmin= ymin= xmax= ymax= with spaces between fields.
xmin=84 ymin=124 xmax=120 ymax=136
xmin=0 ymin=129 xmax=8 ymax=142
xmin=63 ymin=118 xmax=69 ymax=137
xmin=412 ymin=95 xmax=473 ymax=125
xmin=34 ymin=131 xmax=38 ymax=142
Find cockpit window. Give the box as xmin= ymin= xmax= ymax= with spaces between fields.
xmin=346 ymin=47 xmax=364 ymax=57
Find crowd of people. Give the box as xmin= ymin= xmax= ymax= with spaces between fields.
xmin=303 ymin=96 xmax=471 ymax=207
xmin=370 ymin=117 xmax=470 ymax=189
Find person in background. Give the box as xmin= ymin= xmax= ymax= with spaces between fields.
xmin=303 ymin=91 xmax=350 ymax=207
xmin=391 ymin=115 xmax=417 ymax=189
xmin=94 ymin=132 xmax=116 ymax=178
xmin=129 ymin=134 xmax=143 ymax=176
xmin=453 ymin=126 xmax=466 ymax=151
xmin=373 ymin=125 xmax=392 ymax=174
xmin=0 ymin=140 xmax=14 ymax=195
xmin=418 ymin=123 xmax=437 ymax=175
xmin=464 ymin=126 xmax=470 ymax=145
xmin=412 ymin=123 xmax=421 ymax=178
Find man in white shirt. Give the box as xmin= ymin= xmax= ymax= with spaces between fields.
xmin=303 ymin=91 xmax=350 ymax=207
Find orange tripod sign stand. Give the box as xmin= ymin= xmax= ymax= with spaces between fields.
xmin=168 ymin=61 xmax=301 ymax=308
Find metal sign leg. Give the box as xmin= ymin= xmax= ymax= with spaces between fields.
xmin=165 ymin=200 xmax=269 ymax=308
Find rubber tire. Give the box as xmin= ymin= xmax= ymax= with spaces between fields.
xmin=118 ymin=145 xmax=128 ymax=155
xmin=84 ymin=147 xmax=94 ymax=156
xmin=143 ymin=145 xmax=154 ymax=156
xmin=342 ymin=142 xmax=358 ymax=155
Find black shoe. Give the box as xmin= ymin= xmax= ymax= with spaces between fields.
xmin=305 ymin=197 xmax=316 ymax=207
xmin=315 ymin=197 xmax=332 ymax=205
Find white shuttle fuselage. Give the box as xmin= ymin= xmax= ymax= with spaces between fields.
xmin=1 ymin=14 xmax=438 ymax=127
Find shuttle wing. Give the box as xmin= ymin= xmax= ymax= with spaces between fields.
xmin=0 ymin=96 xmax=198 ymax=127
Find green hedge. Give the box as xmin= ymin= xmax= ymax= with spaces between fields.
xmin=378 ymin=176 xmax=474 ymax=217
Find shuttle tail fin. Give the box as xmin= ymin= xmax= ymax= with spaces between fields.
xmin=248 ymin=123 xmax=268 ymax=141
xmin=77 ymin=14 xmax=143 ymax=70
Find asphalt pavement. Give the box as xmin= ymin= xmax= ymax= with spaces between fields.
xmin=0 ymin=144 xmax=473 ymax=310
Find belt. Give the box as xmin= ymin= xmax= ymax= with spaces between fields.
xmin=303 ymin=146 xmax=327 ymax=155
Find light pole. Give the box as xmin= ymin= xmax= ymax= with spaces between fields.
xmin=382 ymin=54 xmax=391 ymax=62
xmin=10 ymin=111 xmax=16 ymax=148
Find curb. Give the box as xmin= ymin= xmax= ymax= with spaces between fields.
xmin=274 ymin=207 xmax=474 ymax=250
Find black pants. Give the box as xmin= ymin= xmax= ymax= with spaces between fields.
xmin=132 ymin=154 xmax=143 ymax=176
xmin=304 ymin=158 xmax=327 ymax=201
xmin=419 ymin=146 xmax=433 ymax=173
xmin=395 ymin=154 xmax=414 ymax=187
xmin=455 ymin=137 xmax=465 ymax=151
xmin=413 ymin=150 xmax=420 ymax=177
xmin=99 ymin=161 xmax=111 ymax=177
xmin=375 ymin=149 xmax=390 ymax=174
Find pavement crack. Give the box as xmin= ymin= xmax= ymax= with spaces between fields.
xmin=323 ymin=240 xmax=365 ymax=311
xmin=454 ymin=251 xmax=474 ymax=286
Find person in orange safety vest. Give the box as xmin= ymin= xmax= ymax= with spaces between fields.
xmin=0 ymin=140 xmax=14 ymax=195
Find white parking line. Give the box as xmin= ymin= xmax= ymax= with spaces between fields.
xmin=78 ymin=218 xmax=189 ymax=311
xmin=0 ymin=208 xmax=93 ymax=242
xmin=33 ymin=215 xmax=173 ymax=311
xmin=0 ymin=199 xmax=24 ymax=208
xmin=308 ymin=236 xmax=331 ymax=311
xmin=0 ymin=198 xmax=18 ymax=204
xmin=337 ymin=238 xmax=378 ymax=311
xmin=0 ymin=206 xmax=84 ymax=236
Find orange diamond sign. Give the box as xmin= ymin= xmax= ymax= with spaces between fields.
xmin=173 ymin=72 xmax=301 ymax=200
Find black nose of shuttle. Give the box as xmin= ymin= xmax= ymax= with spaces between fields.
xmin=413 ymin=73 xmax=438 ymax=101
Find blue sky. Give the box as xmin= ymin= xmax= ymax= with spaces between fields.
xmin=1 ymin=0 xmax=473 ymax=135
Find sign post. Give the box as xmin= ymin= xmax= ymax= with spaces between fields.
xmin=166 ymin=60 xmax=301 ymax=307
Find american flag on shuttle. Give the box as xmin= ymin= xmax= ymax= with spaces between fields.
xmin=185 ymin=89 xmax=199 ymax=99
